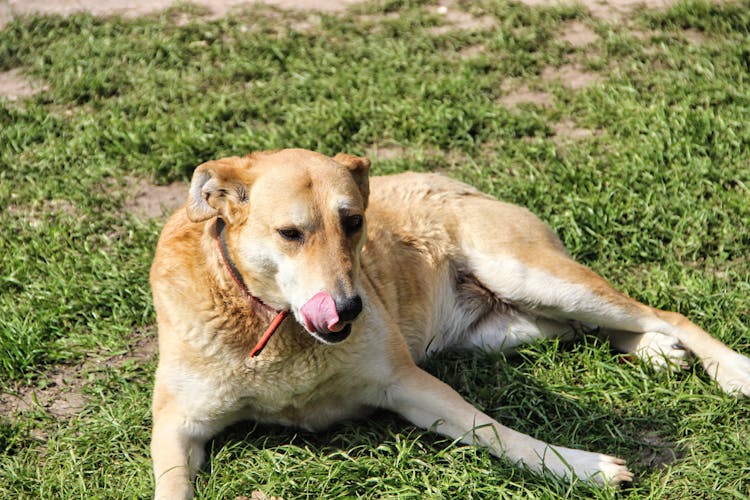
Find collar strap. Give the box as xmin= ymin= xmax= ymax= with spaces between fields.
xmin=216 ymin=217 xmax=288 ymax=357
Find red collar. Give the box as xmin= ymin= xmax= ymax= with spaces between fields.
xmin=215 ymin=217 xmax=288 ymax=357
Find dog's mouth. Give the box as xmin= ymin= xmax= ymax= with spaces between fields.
xmin=299 ymin=292 xmax=355 ymax=344
xmin=307 ymin=322 xmax=353 ymax=344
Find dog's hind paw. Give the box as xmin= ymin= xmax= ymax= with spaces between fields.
xmin=707 ymin=352 xmax=750 ymax=397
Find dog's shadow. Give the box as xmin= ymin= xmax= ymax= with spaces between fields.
xmin=206 ymin=339 xmax=685 ymax=492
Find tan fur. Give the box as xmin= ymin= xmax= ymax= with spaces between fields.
xmin=151 ymin=149 xmax=750 ymax=499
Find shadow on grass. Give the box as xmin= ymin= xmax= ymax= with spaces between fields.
xmin=204 ymin=343 xmax=686 ymax=494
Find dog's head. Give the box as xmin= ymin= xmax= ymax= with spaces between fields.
xmin=186 ymin=149 xmax=370 ymax=345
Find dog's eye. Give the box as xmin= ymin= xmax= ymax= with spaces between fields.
xmin=278 ymin=228 xmax=303 ymax=242
xmin=343 ymin=215 xmax=363 ymax=234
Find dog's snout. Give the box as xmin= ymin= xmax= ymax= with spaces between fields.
xmin=336 ymin=295 xmax=363 ymax=322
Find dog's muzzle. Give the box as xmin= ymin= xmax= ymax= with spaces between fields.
xmin=300 ymin=292 xmax=362 ymax=344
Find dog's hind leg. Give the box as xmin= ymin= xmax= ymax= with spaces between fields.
xmin=465 ymin=247 xmax=750 ymax=396
xmin=455 ymin=308 xmax=579 ymax=353
xmin=457 ymin=308 xmax=691 ymax=372
xmin=449 ymin=259 xmax=687 ymax=369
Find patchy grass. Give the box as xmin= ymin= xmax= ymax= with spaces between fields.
xmin=1 ymin=0 xmax=749 ymax=498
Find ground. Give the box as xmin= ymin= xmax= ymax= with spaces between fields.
xmin=1 ymin=0 xmax=749 ymax=498
xmin=0 ymin=0 xmax=690 ymax=136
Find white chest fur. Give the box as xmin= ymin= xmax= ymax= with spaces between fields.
xmin=162 ymin=319 xmax=392 ymax=432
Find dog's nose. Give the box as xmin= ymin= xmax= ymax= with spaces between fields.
xmin=336 ymin=295 xmax=363 ymax=322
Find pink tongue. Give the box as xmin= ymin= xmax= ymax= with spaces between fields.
xmin=300 ymin=292 xmax=342 ymax=333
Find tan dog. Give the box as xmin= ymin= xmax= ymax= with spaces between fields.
xmin=150 ymin=148 xmax=750 ymax=499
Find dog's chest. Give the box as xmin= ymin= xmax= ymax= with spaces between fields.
xmin=172 ymin=336 xmax=387 ymax=431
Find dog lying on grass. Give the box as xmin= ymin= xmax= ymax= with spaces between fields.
xmin=150 ymin=148 xmax=750 ymax=498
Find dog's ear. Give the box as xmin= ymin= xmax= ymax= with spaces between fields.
xmin=333 ymin=153 xmax=370 ymax=208
xmin=186 ymin=157 xmax=252 ymax=224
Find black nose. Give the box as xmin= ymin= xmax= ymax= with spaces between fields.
xmin=336 ymin=295 xmax=363 ymax=322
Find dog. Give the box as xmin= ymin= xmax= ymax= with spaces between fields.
xmin=150 ymin=148 xmax=750 ymax=498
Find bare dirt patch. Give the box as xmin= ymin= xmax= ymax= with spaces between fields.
xmin=429 ymin=2 xmax=497 ymax=36
xmin=560 ymin=21 xmax=599 ymax=48
xmin=542 ymin=63 xmax=602 ymax=90
xmin=458 ymin=43 xmax=487 ymax=58
xmin=366 ymin=144 xmax=408 ymax=161
xmin=364 ymin=143 xmax=468 ymax=172
xmin=124 ymin=177 xmax=188 ymax=220
xmin=0 ymin=68 xmax=48 ymax=101
xmin=682 ymin=28 xmax=707 ymax=44
xmin=516 ymin=0 xmax=676 ymax=22
xmin=584 ymin=0 xmax=673 ymax=22
xmin=0 ymin=328 xmax=157 ymax=422
xmin=499 ymin=84 xmax=554 ymax=108
xmin=1 ymin=0 xmax=363 ymax=26
xmin=552 ymin=119 xmax=598 ymax=143
xmin=631 ymin=28 xmax=657 ymax=41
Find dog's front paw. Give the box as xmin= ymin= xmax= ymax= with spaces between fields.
xmin=706 ymin=352 xmax=750 ymax=397
xmin=634 ymin=331 xmax=691 ymax=372
xmin=545 ymin=447 xmax=633 ymax=486
xmin=591 ymin=454 xmax=634 ymax=486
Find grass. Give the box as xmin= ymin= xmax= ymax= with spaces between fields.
xmin=1 ymin=0 xmax=749 ymax=497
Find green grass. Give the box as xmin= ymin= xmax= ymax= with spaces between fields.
xmin=1 ymin=0 xmax=750 ymax=497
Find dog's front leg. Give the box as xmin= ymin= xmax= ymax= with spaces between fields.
xmin=383 ymin=364 xmax=633 ymax=486
xmin=151 ymin=389 xmax=209 ymax=500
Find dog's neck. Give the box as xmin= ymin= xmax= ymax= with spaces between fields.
xmin=215 ymin=217 xmax=288 ymax=357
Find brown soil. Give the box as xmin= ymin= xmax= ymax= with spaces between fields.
xmin=124 ymin=177 xmax=188 ymax=220
xmin=517 ymin=0 xmax=675 ymax=21
xmin=0 ymin=0 xmax=691 ymax=28
xmin=1 ymin=0 xmax=361 ymax=28
xmin=0 ymin=68 xmax=48 ymax=101
xmin=683 ymin=28 xmax=707 ymax=44
xmin=0 ymin=328 xmax=157 ymax=422
xmin=499 ymin=84 xmax=554 ymax=108
xmin=366 ymin=144 xmax=408 ymax=161
xmin=429 ymin=2 xmax=497 ymax=36
xmin=542 ymin=63 xmax=602 ymax=90
xmin=560 ymin=21 xmax=599 ymax=48
xmin=458 ymin=43 xmax=487 ymax=58
xmin=552 ymin=119 xmax=598 ymax=143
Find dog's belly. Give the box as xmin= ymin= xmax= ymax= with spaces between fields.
xmin=404 ymin=272 xmax=547 ymax=361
